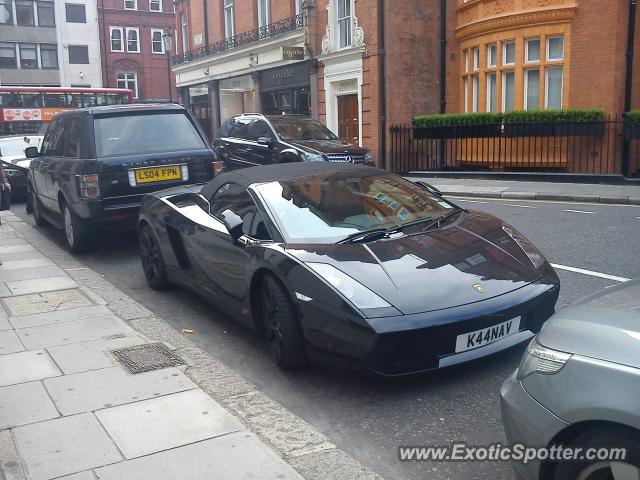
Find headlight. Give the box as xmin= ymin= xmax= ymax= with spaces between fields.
xmin=502 ymin=224 xmax=546 ymax=269
xmin=517 ymin=338 xmax=572 ymax=379
xmin=364 ymin=151 xmax=374 ymax=164
xmin=302 ymin=152 xmax=325 ymax=162
xmin=306 ymin=262 xmax=391 ymax=310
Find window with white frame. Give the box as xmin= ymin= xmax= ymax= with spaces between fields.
xmin=224 ymin=0 xmax=233 ymax=38
xmin=151 ymin=28 xmax=164 ymax=53
xmin=463 ymin=77 xmax=469 ymax=113
xmin=546 ymin=35 xmax=564 ymax=61
xmin=502 ymin=70 xmax=515 ymax=112
xmin=472 ymin=47 xmax=479 ymax=71
xmin=124 ymin=0 xmax=136 ymax=9
xmin=487 ymin=44 xmax=497 ymax=68
xmin=180 ymin=12 xmax=187 ymax=53
xmin=337 ymin=0 xmax=351 ymax=49
xmin=117 ymin=72 xmax=138 ymax=98
xmin=472 ymin=75 xmax=478 ymax=113
xmin=525 ymin=38 xmax=540 ymax=63
xmin=109 ymin=26 xmax=123 ymax=52
xmin=486 ymin=72 xmax=496 ymax=112
xmin=524 ymin=69 xmax=540 ymax=110
xmin=502 ymin=41 xmax=515 ymax=65
xmin=126 ymin=27 xmax=139 ymax=52
xmin=295 ymin=0 xmax=303 ymax=15
xmin=149 ymin=0 xmax=161 ymax=11
xmin=545 ymin=66 xmax=563 ymax=109
xmin=257 ymin=0 xmax=268 ymax=28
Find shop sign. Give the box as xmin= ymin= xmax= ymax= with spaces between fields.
xmin=282 ymin=46 xmax=305 ymax=61
xmin=260 ymin=62 xmax=310 ymax=91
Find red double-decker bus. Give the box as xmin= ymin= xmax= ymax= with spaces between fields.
xmin=0 ymin=86 xmax=134 ymax=136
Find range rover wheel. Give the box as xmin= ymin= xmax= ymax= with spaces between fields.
xmin=139 ymin=224 xmax=169 ymax=290
xmin=62 ymin=201 xmax=90 ymax=253
xmin=30 ymin=187 xmax=47 ymax=227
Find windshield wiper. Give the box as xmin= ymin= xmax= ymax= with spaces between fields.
xmin=402 ymin=208 xmax=464 ymax=234
xmin=338 ymin=227 xmax=399 ymax=244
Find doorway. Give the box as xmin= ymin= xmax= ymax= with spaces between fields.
xmin=337 ymin=94 xmax=359 ymax=144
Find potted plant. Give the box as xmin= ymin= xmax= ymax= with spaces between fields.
xmin=624 ymin=111 xmax=640 ymax=140
xmin=412 ymin=112 xmax=503 ymax=139
xmin=553 ymin=109 xmax=605 ymax=137
xmin=503 ymin=109 xmax=605 ymax=137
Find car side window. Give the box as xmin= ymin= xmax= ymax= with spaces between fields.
xmin=44 ymin=117 xmax=66 ymax=157
xmin=64 ymin=117 xmax=81 ymax=158
xmin=229 ymin=118 xmax=252 ymax=140
xmin=209 ymin=183 xmax=271 ymax=240
xmin=248 ymin=120 xmax=273 ymax=142
xmin=218 ymin=118 xmax=234 ymax=138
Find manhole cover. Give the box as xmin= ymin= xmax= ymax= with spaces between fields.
xmin=111 ymin=342 xmax=185 ymax=374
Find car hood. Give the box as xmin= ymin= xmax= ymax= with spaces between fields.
xmin=286 ymin=212 xmax=542 ymax=315
xmin=1 ymin=157 xmax=29 ymax=172
xmin=290 ymin=139 xmax=367 ymax=155
xmin=537 ymin=279 xmax=640 ymax=369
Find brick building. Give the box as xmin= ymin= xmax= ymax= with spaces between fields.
xmin=97 ymin=0 xmax=177 ymax=101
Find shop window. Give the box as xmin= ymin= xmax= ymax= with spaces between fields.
xmin=525 ymin=38 xmax=540 ymax=63
xmin=65 ymin=3 xmax=86 ymax=23
xmin=68 ymin=45 xmax=89 ymax=64
xmin=0 ymin=0 xmax=12 ymax=24
xmin=0 ymin=42 xmax=16 ymax=68
xmin=19 ymin=43 xmax=37 ymax=69
xmin=486 ymin=73 xmax=496 ymax=112
xmin=547 ymin=36 xmax=564 ymax=61
xmin=126 ymin=27 xmax=140 ymax=53
xmin=110 ymin=27 xmax=123 ymax=52
xmin=40 ymin=43 xmax=57 ymax=68
xmin=502 ymin=41 xmax=515 ymax=66
xmin=502 ymin=71 xmax=515 ymax=112
xmin=117 ymin=72 xmax=138 ymax=98
xmin=545 ymin=66 xmax=563 ymax=109
xmin=524 ymin=69 xmax=539 ymax=110
xmin=337 ymin=0 xmax=351 ymax=49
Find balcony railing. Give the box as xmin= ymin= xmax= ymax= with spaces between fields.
xmin=172 ymin=13 xmax=305 ymax=66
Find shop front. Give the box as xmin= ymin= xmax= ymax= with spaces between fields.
xmin=186 ymin=84 xmax=212 ymax=140
xmin=259 ymin=62 xmax=311 ymax=117
xmin=219 ymin=75 xmax=257 ymax=122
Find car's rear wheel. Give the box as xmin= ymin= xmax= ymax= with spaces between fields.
xmin=62 ymin=201 xmax=90 ymax=253
xmin=30 ymin=187 xmax=47 ymax=227
xmin=139 ymin=224 xmax=169 ymax=290
xmin=260 ymin=274 xmax=307 ymax=369
xmin=553 ymin=427 xmax=640 ymax=480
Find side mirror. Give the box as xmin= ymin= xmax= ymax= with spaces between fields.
xmin=415 ymin=181 xmax=442 ymax=196
xmin=221 ymin=209 xmax=244 ymax=242
xmin=257 ymin=137 xmax=273 ymax=147
xmin=25 ymin=146 xmax=39 ymax=159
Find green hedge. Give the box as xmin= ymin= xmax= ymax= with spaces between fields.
xmin=412 ymin=112 xmax=503 ymax=128
xmin=502 ymin=109 xmax=605 ymax=124
xmin=624 ymin=110 xmax=640 ymax=126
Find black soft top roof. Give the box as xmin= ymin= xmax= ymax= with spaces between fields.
xmin=200 ymin=162 xmax=384 ymax=199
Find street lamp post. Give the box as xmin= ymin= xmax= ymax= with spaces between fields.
xmin=162 ymin=31 xmax=174 ymax=103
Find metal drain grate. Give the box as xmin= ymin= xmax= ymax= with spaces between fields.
xmin=111 ymin=342 xmax=185 ymax=374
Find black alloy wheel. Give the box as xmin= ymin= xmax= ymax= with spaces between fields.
xmin=139 ymin=224 xmax=169 ymax=290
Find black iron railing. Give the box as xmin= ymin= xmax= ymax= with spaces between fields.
xmin=390 ymin=116 xmax=640 ymax=177
xmin=172 ymin=14 xmax=305 ymax=66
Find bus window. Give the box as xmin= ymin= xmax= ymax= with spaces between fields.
xmin=82 ymin=93 xmax=98 ymax=107
xmin=67 ymin=93 xmax=83 ymax=108
xmin=43 ymin=93 xmax=68 ymax=107
xmin=95 ymin=93 xmax=107 ymax=106
xmin=117 ymin=92 xmax=131 ymax=104
xmin=20 ymin=93 xmax=43 ymax=108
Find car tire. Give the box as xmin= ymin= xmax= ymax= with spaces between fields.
xmin=553 ymin=427 xmax=640 ymax=480
xmin=61 ymin=201 xmax=90 ymax=253
xmin=30 ymin=186 xmax=47 ymax=227
xmin=260 ymin=274 xmax=307 ymax=369
xmin=139 ymin=224 xmax=169 ymax=290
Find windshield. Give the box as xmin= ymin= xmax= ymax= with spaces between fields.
xmin=269 ymin=117 xmax=338 ymax=141
xmin=94 ymin=112 xmax=206 ymax=157
xmin=0 ymin=136 xmax=41 ymax=158
xmin=253 ymin=171 xmax=458 ymax=244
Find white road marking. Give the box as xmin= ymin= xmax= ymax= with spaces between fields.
xmin=456 ymin=199 xmax=488 ymax=204
xmin=503 ymin=204 xmax=537 ymax=209
xmin=563 ymin=209 xmax=595 ymax=214
xmin=550 ymin=263 xmax=630 ymax=283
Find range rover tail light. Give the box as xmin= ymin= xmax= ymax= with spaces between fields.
xmin=78 ymin=174 xmax=100 ymax=199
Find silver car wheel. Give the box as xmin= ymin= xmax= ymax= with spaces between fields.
xmin=577 ymin=461 xmax=640 ymax=480
xmin=63 ymin=206 xmax=74 ymax=247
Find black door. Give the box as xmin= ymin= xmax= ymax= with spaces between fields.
xmin=244 ymin=119 xmax=276 ymax=166
xmin=223 ymin=118 xmax=258 ymax=170
xmin=38 ymin=116 xmax=67 ymax=211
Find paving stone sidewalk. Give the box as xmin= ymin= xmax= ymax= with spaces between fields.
xmin=409 ymin=176 xmax=640 ymax=204
xmin=0 ymin=210 xmax=382 ymax=480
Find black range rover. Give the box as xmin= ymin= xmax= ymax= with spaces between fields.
xmin=26 ymin=104 xmax=222 ymax=252
xmin=213 ymin=114 xmax=374 ymax=170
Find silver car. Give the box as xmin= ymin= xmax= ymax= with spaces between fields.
xmin=501 ymin=280 xmax=640 ymax=480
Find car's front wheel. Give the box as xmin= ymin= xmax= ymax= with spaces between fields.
xmin=139 ymin=224 xmax=169 ymax=290
xmin=62 ymin=201 xmax=90 ymax=253
xmin=260 ymin=274 xmax=307 ymax=369
xmin=553 ymin=427 xmax=640 ymax=480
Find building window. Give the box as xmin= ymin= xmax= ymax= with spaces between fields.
xmin=19 ymin=43 xmax=37 ymax=69
xmin=337 ymin=0 xmax=351 ymax=49
xmin=463 ymin=77 xmax=469 ymax=113
xmin=472 ymin=47 xmax=479 ymax=71
xmin=0 ymin=0 xmax=12 ymax=24
xmin=545 ymin=66 xmax=563 ymax=109
xmin=257 ymin=0 xmax=268 ymax=28
xmin=151 ymin=29 xmax=164 ymax=53
xmin=464 ymin=49 xmax=469 ymax=73
xmin=149 ymin=0 xmax=161 ymax=11
xmin=295 ymin=0 xmax=303 ymax=15
xmin=502 ymin=71 xmax=515 ymax=112
xmin=16 ymin=0 xmax=35 ymax=26
xmin=36 ymin=0 xmax=54 ymax=26
xmin=126 ymin=27 xmax=140 ymax=53
xmin=525 ymin=38 xmax=540 ymax=63
xmin=0 ymin=42 xmax=16 ymax=68
xmin=117 ymin=72 xmax=138 ymax=98
xmin=472 ymin=75 xmax=478 ymax=113
xmin=502 ymin=41 xmax=515 ymax=65
xmin=524 ymin=69 xmax=540 ymax=110
xmin=486 ymin=72 xmax=496 ymax=112
xmin=40 ymin=43 xmax=57 ymax=68
xmin=110 ymin=26 xmax=123 ymax=52
xmin=124 ymin=0 xmax=136 ymax=9
xmin=68 ymin=45 xmax=89 ymax=64
xmin=547 ymin=35 xmax=564 ymax=61
xmin=180 ymin=12 xmax=188 ymax=52
xmin=224 ymin=0 xmax=233 ymax=39
xmin=487 ymin=44 xmax=497 ymax=68
xmin=65 ymin=3 xmax=86 ymax=22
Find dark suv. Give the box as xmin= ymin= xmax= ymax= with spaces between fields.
xmin=26 ymin=104 xmax=221 ymax=252
xmin=213 ymin=114 xmax=373 ymax=170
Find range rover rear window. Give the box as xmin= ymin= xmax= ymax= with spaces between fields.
xmin=94 ymin=112 xmax=206 ymax=157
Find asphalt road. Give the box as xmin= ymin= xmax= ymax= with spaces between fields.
xmin=10 ymin=197 xmax=640 ymax=480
